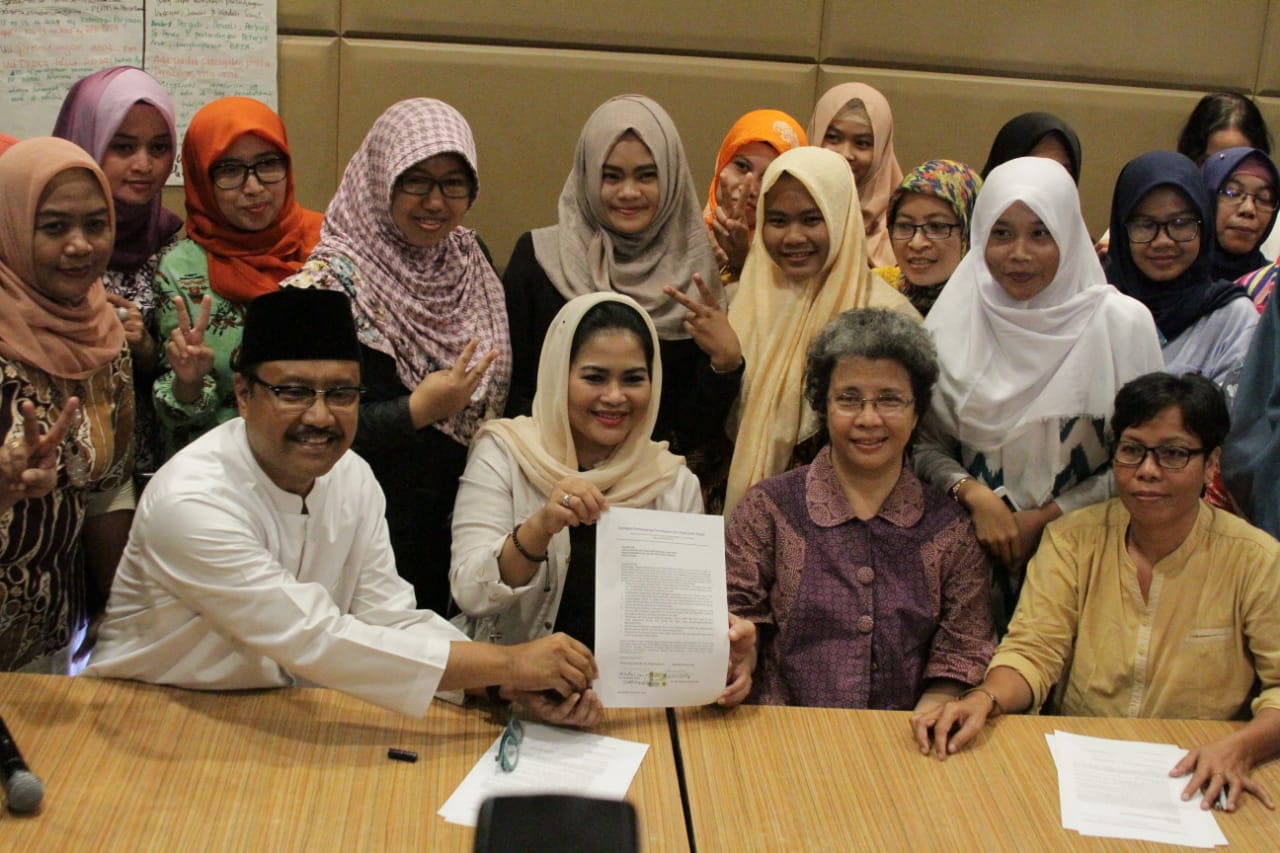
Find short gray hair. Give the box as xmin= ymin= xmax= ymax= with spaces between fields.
xmin=803 ymin=308 xmax=938 ymax=431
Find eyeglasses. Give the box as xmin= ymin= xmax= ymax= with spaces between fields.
xmin=395 ymin=173 xmax=473 ymax=199
xmin=1123 ymin=217 xmax=1201 ymax=244
xmin=245 ymin=374 xmax=363 ymax=411
xmin=1113 ymin=440 xmax=1209 ymax=470
xmin=1219 ymin=184 xmax=1277 ymax=212
xmin=496 ymin=704 xmax=524 ymax=773
xmin=829 ymin=392 xmax=914 ymax=416
xmin=209 ymin=156 xmax=289 ymax=190
xmin=889 ymin=221 xmax=961 ymax=242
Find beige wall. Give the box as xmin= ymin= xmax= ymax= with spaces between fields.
xmin=236 ymin=0 xmax=1280 ymax=268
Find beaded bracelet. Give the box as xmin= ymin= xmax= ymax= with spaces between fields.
xmin=510 ymin=523 xmax=548 ymax=563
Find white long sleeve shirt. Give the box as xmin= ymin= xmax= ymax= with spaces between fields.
xmin=87 ymin=419 xmax=466 ymax=717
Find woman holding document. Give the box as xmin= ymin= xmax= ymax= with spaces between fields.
xmin=450 ymin=292 xmax=753 ymax=711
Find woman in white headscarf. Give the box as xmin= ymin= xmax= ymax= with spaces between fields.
xmin=914 ymin=156 xmax=1163 ymax=627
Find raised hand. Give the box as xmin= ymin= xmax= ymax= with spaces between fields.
xmin=165 ymin=295 xmax=215 ymax=402
xmin=106 ymin=292 xmax=158 ymax=373
xmin=710 ymin=175 xmax=756 ymax=274
xmin=0 ymin=398 xmax=81 ymax=507
xmin=663 ymin=273 xmax=742 ymax=373
xmin=407 ymin=338 xmax=499 ymax=428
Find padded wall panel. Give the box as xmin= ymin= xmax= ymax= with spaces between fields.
xmin=280 ymin=36 xmax=342 ymax=212
xmin=279 ymin=0 xmax=341 ymax=34
xmin=1256 ymin=6 xmax=1280 ymax=96
xmin=340 ymin=39 xmax=816 ymax=269
xmin=821 ymin=1 xmax=1265 ymax=92
xmin=815 ymin=67 xmax=1203 ymax=235
xmin=341 ymin=0 xmax=822 ymax=61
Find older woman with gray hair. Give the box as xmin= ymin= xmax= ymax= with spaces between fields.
xmin=725 ymin=308 xmax=994 ymax=709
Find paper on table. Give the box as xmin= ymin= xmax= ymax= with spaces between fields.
xmin=593 ymin=507 xmax=729 ymax=708
xmin=438 ymin=722 xmax=648 ymax=827
xmin=1046 ymin=731 xmax=1227 ymax=848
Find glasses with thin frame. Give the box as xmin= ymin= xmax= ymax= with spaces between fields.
xmin=1218 ymin=183 xmax=1277 ymax=212
xmin=1112 ymin=440 xmax=1208 ymax=470
xmin=245 ymin=374 xmax=363 ymax=411
xmin=209 ymin=156 xmax=289 ymax=190
xmin=829 ymin=392 xmax=914 ymax=416
xmin=889 ymin=221 xmax=961 ymax=242
xmin=496 ymin=704 xmax=524 ymax=773
xmin=396 ymin=173 xmax=473 ymax=199
xmin=1123 ymin=217 xmax=1201 ymax=244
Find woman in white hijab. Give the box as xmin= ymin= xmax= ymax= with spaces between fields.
xmin=913 ymin=157 xmax=1162 ymax=627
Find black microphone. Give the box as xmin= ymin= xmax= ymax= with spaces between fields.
xmin=0 ymin=714 xmax=44 ymax=813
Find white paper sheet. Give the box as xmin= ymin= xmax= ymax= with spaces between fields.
xmin=593 ymin=507 xmax=729 ymax=708
xmin=1046 ymin=731 xmax=1227 ymax=848
xmin=437 ymin=722 xmax=648 ymax=827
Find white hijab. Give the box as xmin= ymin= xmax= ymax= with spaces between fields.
xmin=925 ymin=157 xmax=1161 ymax=506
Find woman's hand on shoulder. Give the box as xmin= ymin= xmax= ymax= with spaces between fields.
xmin=407 ymin=338 xmax=498 ymax=429
xmin=663 ymin=274 xmax=742 ymax=373
xmin=0 ymin=398 xmax=80 ymax=507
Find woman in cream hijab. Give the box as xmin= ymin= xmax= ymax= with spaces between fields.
xmin=724 ymin=146 xmax=918 ymax=516
xmin=808 ymin=82 xmax=903 ymax=268
xmin=451 ymin=293 xmax=754 ymax=712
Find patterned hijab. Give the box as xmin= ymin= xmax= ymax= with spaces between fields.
xmin=306 ymin=98 xmax=510 ymax=443
xmin=1202 ymin=146 xmax=1280 ymax=281
xmin=531 ymin=95 xmax=721 ymax=339
xmin=0 ymin=138 xmax=124 ymax=379
xmin=704 ymin=109 xmax=806 ymax=224
xmin=981 ymin=112 xmax=1082 ymax=183
xmin=725 ymin=146 xmax=920 ymax=515
xmin=477 ymin=292 xmax=685 ymax=505
xmin=52 ymin=66 xmax=182 ymax=273
xmin=1107 ymin=151 xmax=1248 ymax=344
xmin=806 ymin=83 xmax=903 ymax=267
xmin=884 ymin=160 xmax=983 ymax=314
xmin=182 ymin=97 xmax=322 ymax=304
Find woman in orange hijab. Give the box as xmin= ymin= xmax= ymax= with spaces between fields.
xmin=151 ymin=97 xmax=321 ymax=458
xmin=704 ymin=109 xmax=806 ymax=289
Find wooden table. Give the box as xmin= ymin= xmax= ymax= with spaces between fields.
xmin=0 ymin=675 xmax=689 ymax=852
xmin=675 ymin=705 xmax=1280 ymax=852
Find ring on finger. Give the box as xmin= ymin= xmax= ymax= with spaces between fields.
xmin=561 ymin=493 xmax=574 ymax=508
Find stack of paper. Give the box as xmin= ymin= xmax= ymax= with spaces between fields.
xmin=438 ymin=722 xmax=648 ymax=827
xmin=1046 ymin=730 xmax=1228 ymax=848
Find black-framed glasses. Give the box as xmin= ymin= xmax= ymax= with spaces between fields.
xmin=1219 ymin=184 xmax=1277 ymax=212
xmin=829 ymin=392 xmax=914 ymax=416
xmin=209 ymin=156 xmax=289 ymax=190
xmin=395 ymin=173 xmax=473 ymax=199
xmin=1123 ymin=217 xmax=1201 ymax=244
xmin=245 ymin=374 xmax=363 ymax=411
xmin=889 ymin=221 xmax=961 ymax=242
xmin=1113 ymin=440 xmax=1209 ymax=470
xmin=496 ymin=704 xmax=524 ymax=773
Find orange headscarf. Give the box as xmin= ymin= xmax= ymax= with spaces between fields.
xmin=182 ymin=97 xmax=322 ymax=304
xmin=704 ymin=110 xmax=806 ymax=225
xmin=0 ymin=138 xmax=124 ymax=379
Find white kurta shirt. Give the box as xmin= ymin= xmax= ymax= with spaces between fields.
xmin=87 ymin=419 xmax=466 ymax=717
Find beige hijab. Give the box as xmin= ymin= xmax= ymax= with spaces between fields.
xmin=806 ymin=83 xmax=902 ymax=268
xmin=724 ymin=147 xmax=919 ymax=515
xmin=531 ymin=95 xmax=721 ymax=339
xmin=476 ymin=292 xmax=685 ymax=505
xmin=0 ymin=137 xmax=124 ymax=380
